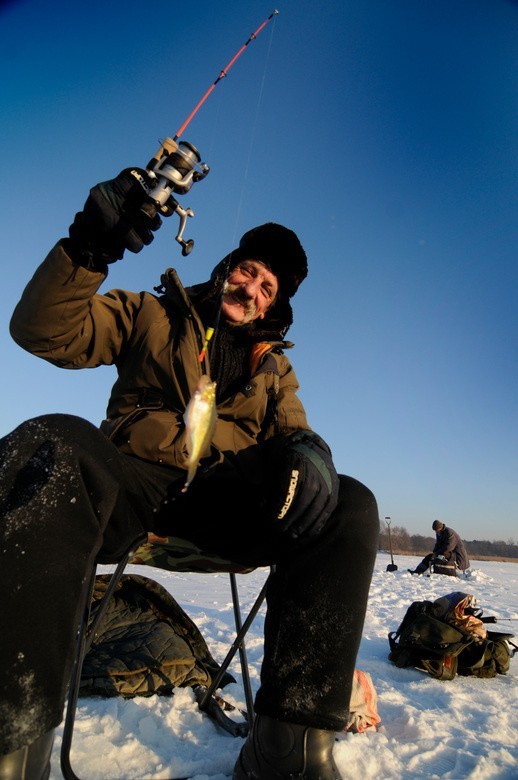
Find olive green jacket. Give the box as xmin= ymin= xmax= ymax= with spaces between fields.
xmin=10 ymin=242 xmax=310 ymax=474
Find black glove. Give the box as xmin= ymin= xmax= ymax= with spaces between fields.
xmin=68 ymin=168 xmax=162 ymax=269
xmin=265 ymin=430 xmax=339 ymax=540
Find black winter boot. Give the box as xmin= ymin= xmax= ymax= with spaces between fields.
xmin=0 ymin=730 xmax=54 ymax=780
xmin=232 ymin=714 xmax=342 ymax=779
xmin=408 ymin=564 xmax=427 ymax=575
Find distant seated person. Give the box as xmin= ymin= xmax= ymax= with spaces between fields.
xmin=408 ymin=519 xmax=470 ymax=576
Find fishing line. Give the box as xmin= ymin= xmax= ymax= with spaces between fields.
xmin=198 ymin=11 xmax=279 ymax=365
xmin=228 ymin=11 xmax=278 ymax=252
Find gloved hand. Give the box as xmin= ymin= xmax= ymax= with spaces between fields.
xmin=265 ymin=430 xmax=339 ymax=540
xmin=68 ymin=168 xmax=162 ymax=269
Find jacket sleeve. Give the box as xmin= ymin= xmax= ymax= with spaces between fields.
xmin=274 ymin=355 xmax=311 ymax=433
xmin=434 ymin=528 xmax=457 ymax=556
xmin=10 ymin=241 xmax=146 ymax=369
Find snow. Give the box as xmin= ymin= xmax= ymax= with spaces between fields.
xmin=50 ymin=555 xmax=518 ymax=779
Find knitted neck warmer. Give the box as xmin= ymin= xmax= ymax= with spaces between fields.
xmin=209 ymin=322 xmax=250 ymax=402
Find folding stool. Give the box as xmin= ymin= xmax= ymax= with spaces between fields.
xmin=60 ymin=532 xmax=272 ymax=780
xmin=430 ymin=557 xmax=458 ymax=577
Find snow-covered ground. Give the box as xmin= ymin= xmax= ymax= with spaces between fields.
xmin=50 ymin=554 xmax=518 ymax=779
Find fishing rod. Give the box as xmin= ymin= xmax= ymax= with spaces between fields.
xmin=141 ymin=9 xmax=279 ymax=256
xmin=467 ymin=614 xmax=518 ymax=624
xmin=464 ymin=606 xmax=517 ymax=624
xmin=174 ymin=9 xmax=279 ymax=140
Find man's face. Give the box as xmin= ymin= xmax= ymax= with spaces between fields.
xmin=221 ymin=259 xmax=279 ymax=325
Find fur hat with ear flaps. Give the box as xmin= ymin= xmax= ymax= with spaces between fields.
xmin=234 ymin=222 xmax=308 ymax=298
xmin=199 ymin=222 xmax=308 ymax=340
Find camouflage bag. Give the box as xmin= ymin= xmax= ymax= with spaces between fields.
xmin=80 ymin=574 xmax=235 ymax=698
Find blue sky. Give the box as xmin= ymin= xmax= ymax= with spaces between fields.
xmin=1 ymin=0 xmax=516 ymax=542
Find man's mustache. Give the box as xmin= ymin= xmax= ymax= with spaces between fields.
xmin=223 ymin=282 xmax=257 ymax=317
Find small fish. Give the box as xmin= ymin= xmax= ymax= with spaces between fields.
xmin=182 ymin=374 xmax=217 ymax=492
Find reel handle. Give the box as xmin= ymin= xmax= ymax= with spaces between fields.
xmin=172 ymin=201 xmax=195 ymax=255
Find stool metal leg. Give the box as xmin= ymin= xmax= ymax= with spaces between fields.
xmin=60 ymin=550 xmax=134 ymax=780
xmin=230 ymin=572 xmax=255 ymax=723
xmin=197 ymin=571 xmax=270 ymax=723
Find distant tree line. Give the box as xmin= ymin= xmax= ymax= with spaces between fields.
xmin=379 ymin=525 xmax=518 ymax=559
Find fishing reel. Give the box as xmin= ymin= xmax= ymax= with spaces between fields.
xmin=142 ymin=138 xmax=210 ymax=256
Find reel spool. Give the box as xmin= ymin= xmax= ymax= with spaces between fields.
xmin=144 ymin=138 xmax=210 ymax=255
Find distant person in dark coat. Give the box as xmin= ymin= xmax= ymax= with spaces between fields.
xmin=408 ymin=520 xmax=470 ymax=575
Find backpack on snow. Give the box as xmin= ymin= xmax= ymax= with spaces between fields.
xmin=388 ymin=592 xmax=517 ymax=681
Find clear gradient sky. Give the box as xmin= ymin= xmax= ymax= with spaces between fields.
xmin=1 ymin=0 xmax=516 ymax=542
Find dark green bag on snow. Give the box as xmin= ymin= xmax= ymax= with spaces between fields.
xmin=388 ymin=598 xmax=516 ymax=681
xmin=457 ymin=631 xmax=515 ymax=678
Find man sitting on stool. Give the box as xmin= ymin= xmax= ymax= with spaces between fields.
xmin=408 ymin=520 xmax=470 ymax=576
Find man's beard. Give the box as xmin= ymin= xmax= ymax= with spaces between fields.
xmin=222 ymin=281 xmax=258 ymax=325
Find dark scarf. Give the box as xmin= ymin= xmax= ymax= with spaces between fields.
xmin=209 ymin=322 xmax=251 ymax=403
